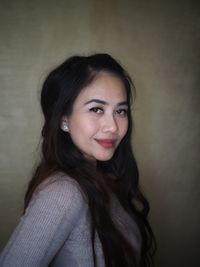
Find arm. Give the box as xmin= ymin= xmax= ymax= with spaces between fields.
xmin=0 ymin=176 xmax=86 ymax=267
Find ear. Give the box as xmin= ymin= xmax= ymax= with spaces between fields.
xmin=61 ymin=116 xmax=69 ymax=132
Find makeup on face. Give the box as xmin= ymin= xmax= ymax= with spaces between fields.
xmin=64 ymin=72 xmax=129 ymax=161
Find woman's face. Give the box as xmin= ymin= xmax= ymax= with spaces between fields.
xmin=63 ymin=72 xmax=129 ymax=161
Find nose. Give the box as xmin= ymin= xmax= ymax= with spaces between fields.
xmin=102 ymin=114 xmax=118 ymax=133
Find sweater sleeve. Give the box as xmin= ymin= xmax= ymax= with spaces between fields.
xmin=0 ymin=176 xmax=86 ymax=267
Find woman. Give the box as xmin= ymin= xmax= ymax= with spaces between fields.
xmin=0 ymin=54 xmax=156 ymax=266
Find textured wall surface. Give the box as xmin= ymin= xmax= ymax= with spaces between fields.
xmin=0 ymin=0 xmax=199 ymax=266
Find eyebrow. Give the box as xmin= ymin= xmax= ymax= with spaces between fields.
xmin=84 ymin=99 xmax=128 ymax=106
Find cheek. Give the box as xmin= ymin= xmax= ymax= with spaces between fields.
xmin=119 ymin=120 xmax=128 ymax=138
xmin=71 ymin=117 xmax=99 ymax=136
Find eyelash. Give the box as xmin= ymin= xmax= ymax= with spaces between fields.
xmin=89 ymin=107 xmax=103 ymax=114
xmin=89 ymin=107 xmax=128 ymax=116
xmin=116 ymin=109 xmax=128 ymax=116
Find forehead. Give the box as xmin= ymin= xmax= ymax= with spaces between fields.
xmin=75 ymin=72 xmax=127 ymax=104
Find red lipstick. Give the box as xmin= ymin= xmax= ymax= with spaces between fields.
xmin=95 ymin=139 xmax=116 ymax=149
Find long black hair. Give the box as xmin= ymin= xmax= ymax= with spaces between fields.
xmin=24 ymin=53 xmax=156 ymax=267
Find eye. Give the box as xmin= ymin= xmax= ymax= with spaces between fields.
xmin=89 ymin=107 xmax=103 ymax=114
xmin=116 ymin=109 xmax=128 ymax=116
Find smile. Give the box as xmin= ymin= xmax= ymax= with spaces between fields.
xmin=95 ymin=139 xmax=116 ymax=149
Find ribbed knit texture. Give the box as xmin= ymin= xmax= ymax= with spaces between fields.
xmin=0 ymin=173 xmax=141 ymax=267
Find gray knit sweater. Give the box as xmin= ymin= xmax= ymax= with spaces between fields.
xmin=0 ymin=173 xmax=141 ymax=267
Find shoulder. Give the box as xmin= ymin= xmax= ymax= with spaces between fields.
xmin=26 ymin=172 xmax=87 ymax=218
xmin=0 ymin=173 xmax=89 ymax=266
xmin=34 ymin=171 xmax=85 ymax=197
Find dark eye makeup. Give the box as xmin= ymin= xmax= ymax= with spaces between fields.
xmin=89 ymin=107 xmax=103 ymax=113
xmin=89 ymin=106 xmax=128 ymax=117
xmin=116 ymin=109 xmax=128 ymax=116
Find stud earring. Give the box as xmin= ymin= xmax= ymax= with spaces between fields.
xmin=61 ymin=122 xmax=69 ymax=132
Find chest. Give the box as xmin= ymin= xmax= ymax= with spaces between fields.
xmin=52 ymin=197 xmax=141 ymax=267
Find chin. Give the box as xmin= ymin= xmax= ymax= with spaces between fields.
xmin=95 ymin=153 xmax=114 ymax=162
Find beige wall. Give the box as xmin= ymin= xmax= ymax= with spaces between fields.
xmin=0 ymin=0 xmax=199 ymax=266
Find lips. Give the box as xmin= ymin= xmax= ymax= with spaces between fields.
xmin=95 ymin=139 xmax=116 ymax=149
